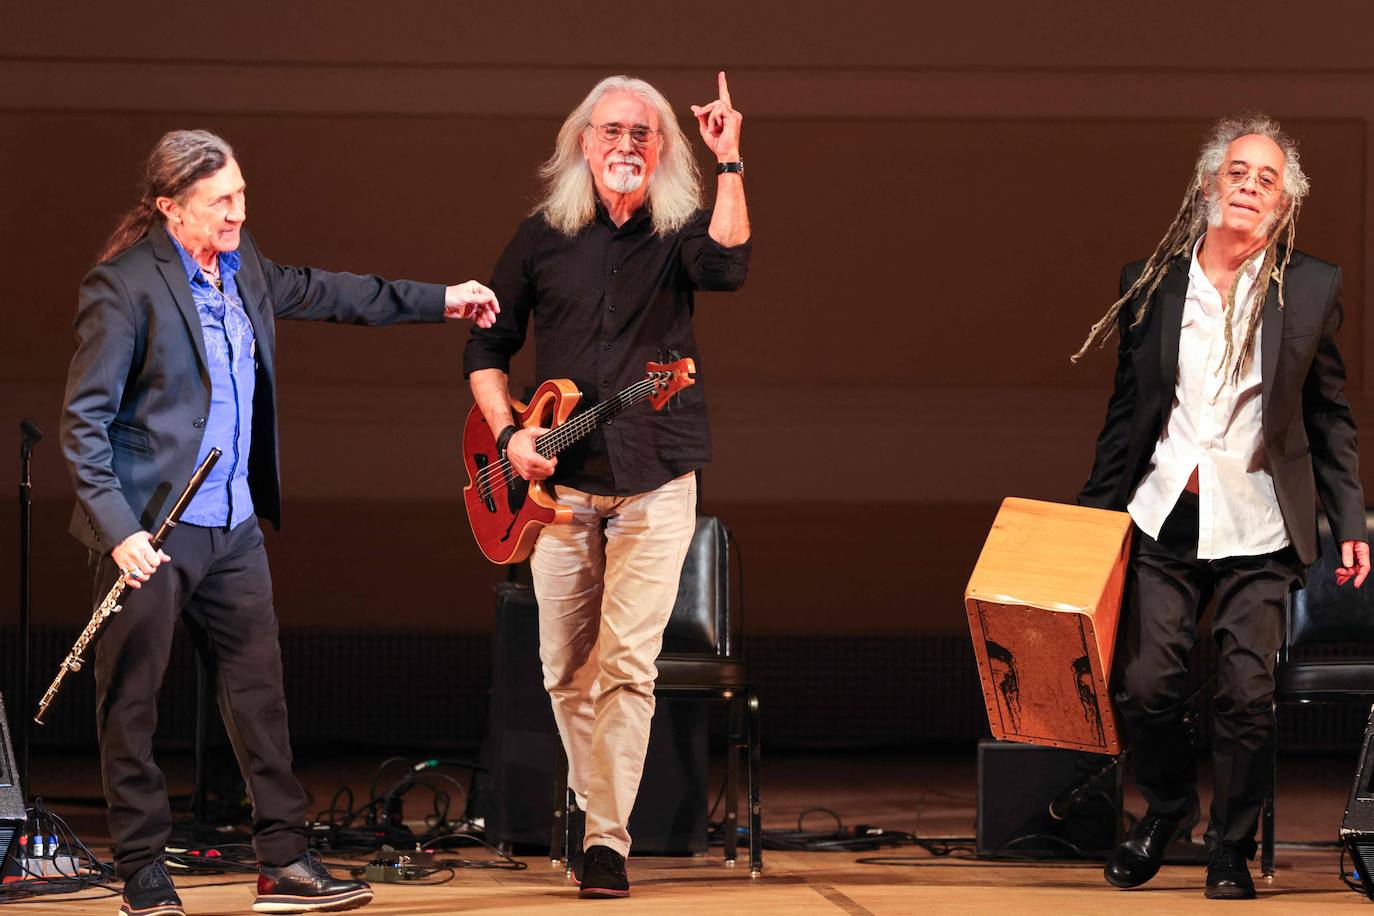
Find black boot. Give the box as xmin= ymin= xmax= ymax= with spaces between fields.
xmin=579 ymin=844 xmax=630 ymax=899
xmin=1205 ymin=842 xmax=1257 ymax=899
xmin=1104 ymin=807 xmax=1197 ymax=889
xmin=119 ymin=860 xmax=185 ymax=916
xmin=254 ymin=850 xmax=374 ymax=913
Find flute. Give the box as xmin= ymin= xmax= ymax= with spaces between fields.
xmin=34 ymin=448 xmax=221 ymax=725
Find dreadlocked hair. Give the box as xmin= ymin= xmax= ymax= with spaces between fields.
xmin=1071 ymin=114 xmax=1310 ymax=385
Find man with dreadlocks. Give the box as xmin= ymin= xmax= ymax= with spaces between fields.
xmin=1076 ymin=115 xmax=1369 ymax=900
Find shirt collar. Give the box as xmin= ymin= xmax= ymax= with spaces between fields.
xmin=593 ymin=197 xmax=651 ymax=233
xmin=165 ymin=227 xmax=241 ymax=286
xmin=1190 ymin=233 xmax=1264 ymax=284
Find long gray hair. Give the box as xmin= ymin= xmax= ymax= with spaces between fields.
xmin=534 ymin=75 xmax=701 ymax=236
xmin=98 ymin=129 xmax=235 ymax=263
xmin=1072 ymin=114 xmax=1310 ymax=383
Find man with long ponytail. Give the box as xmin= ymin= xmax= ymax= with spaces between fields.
xmin=1077 ymin=115 xmax=1369 ymax=899
xmin=61 ymin=129 xmax=499 ymax=916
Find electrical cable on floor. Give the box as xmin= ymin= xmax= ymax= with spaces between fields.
xmin=0 ymin=753 xmax=523 ymax=898
xmin=1339 ymin=845 xmax=1369 ymax=896
xmin=0 ymin=799 xmax=119 ymax=905
xmin=292 ymin=756 xmax=517 ymax=884
xmin=853 ymin=785 xmax=1113 ymax=868
xmin=418 ymin=834 xmax=528 ymax=872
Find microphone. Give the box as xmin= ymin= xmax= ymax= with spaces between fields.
xmin=1048 ymin=755 xmax=1122 ymax=821
xmin=20 ymin=419 xmax=42 ymax=444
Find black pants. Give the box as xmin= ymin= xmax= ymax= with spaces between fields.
xmin=1117 ymin=492 xmax=1303 ymax=856
xmin=90 ymin=517 xmax=308 ymax=878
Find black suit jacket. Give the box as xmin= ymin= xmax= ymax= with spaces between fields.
xmin=1079 ymin=248 xmax=1365 ymax=566
xmin=61 ymin=226 xmax=445 ymax=553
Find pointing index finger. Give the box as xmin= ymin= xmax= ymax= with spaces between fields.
xmin=718 ymin=70 xmax=731 ymax=108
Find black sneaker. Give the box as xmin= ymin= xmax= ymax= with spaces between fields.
xmin=254 ymin=850 xmax=374 ymax=913
xmin=120 ymin=860 xmax=186 ymax=916
xmin=579 ymin=844 xmax=629 ymax=899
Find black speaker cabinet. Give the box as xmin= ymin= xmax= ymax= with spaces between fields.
xmin=476 ymin=583 xmax=707 ymax=855
xmin=976 ymin=739 xmax=1121 ymax=858
xmin=0 ymin=693 xmax=26 ymax=878
xmin=1341 ymin=704 xmax=1374 ymax=898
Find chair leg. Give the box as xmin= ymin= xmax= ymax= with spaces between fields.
xmin=723 ymin=695 xmax=741 ymax=865
xmin=1261 ymin=715 xmax=1276 ymax=879
xmin=564 ymin=785 xmax=577 ymax=878
xmin=747 ymin=688 xmax=762 ymax=878
xmin=552 ymin=744 xmax=569 ymax=868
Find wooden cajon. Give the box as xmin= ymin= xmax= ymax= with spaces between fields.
xmin=965 ymin=497 xmax=1132 ymax=755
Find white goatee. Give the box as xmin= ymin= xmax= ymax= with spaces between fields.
xmin=603 ymin=154 xmax=645 ymax=193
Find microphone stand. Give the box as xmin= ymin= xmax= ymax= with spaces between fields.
xmin=17 ymin=419 xmax=42 ymax=800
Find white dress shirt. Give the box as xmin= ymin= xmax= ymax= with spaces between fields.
xmin=1127 ymin=235 xmax=1289 ymax=559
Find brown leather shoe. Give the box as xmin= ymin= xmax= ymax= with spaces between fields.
xmin=253 ymin=851 xmax=373 ymax=913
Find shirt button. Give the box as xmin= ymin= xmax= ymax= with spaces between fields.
xmin=604 ymin=343 xmax=612 ymax=350
xmin=609 ymin=305 xmax=616 ymax=311
xmin=611 ymin=267 xmax=620 ymax=274
xmin=193 ymin=417 xmax=206 ymax=428
xmin=602 ymin=380 xmax=610 ymax=388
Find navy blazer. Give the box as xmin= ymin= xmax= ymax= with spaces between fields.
xmin=61 ymin=226 xmax=445 ymax=553
xmin=1079 ymin=248 xmax=1366 ymax=566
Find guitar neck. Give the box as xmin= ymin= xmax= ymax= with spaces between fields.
xmin=534 ymin=376 xmax=661 ymax=458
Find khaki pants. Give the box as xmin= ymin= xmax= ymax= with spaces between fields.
xmin=530 ymin=473 xmax=697 ymax=856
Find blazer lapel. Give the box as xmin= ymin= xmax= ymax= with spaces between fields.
xmin=233 ymin=251 xmax=274 ymax=380
xmin=1156 ymin=257 xmax=1189 ymax=427
xmin=150 ymin=229 xmax=210 ymax=378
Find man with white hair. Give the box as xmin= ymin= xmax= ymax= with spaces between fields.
xmin=465 ymin=72 xmax=750 ymax=898
xmin=1076 ymin=115 xmax=1368 ymax=899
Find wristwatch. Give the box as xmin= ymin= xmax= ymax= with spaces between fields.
xmin=716 ymin=159 xmax=744 ymax=176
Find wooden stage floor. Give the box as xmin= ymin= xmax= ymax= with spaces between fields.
xmin=13 ymin=750 xmax=1370 ymax=914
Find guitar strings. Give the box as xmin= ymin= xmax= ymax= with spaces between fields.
xmin=473 ymin=377 xmax=660 ymax=492
xmin=472 ymin=369 xmax=679 ymax=492
xmin=471 ymin=374 xmax=672 ymax=494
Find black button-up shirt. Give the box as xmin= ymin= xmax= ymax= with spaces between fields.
xmin=464 ymin=205 xmax=751 ymax=495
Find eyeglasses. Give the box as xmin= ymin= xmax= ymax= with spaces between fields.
xmin=1222 ymin=165 xmax=1281 ymax=197
xmin=588 ymin=123 xmax=660 ymax=147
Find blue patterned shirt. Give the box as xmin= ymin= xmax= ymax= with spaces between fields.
xmin=167 ymin=230 xmax=257 ymax=528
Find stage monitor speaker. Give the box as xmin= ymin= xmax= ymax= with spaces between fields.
xmin=976 ymin=739 xmax=1120 ymax=858
xmin=0 ymin=693 xmax=26 ymax=878
xmin=1341 ymin=704 xmax=1374 ymax=898
xmin=474 ymin=583 xmax=707 ymax=856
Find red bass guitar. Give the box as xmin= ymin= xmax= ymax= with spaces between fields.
xmin=462 ymin=358 xmax=696 ymax=564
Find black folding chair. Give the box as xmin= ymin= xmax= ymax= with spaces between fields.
xmin=1262 ymin=509 xmax=1374 ymax=877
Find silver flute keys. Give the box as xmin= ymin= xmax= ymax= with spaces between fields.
xmin=33 ymin=448 xmax=221 ymax=725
